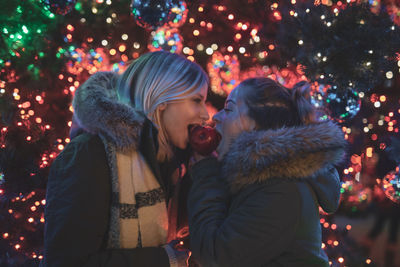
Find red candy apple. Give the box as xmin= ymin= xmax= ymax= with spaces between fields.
xmin=189 ymin=125 xmax=221 ymax=156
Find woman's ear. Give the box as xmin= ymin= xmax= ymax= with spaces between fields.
xmin=239 ymin=113 xmax=257 ymax=132
xmin=248 ymin=118 xmax=257 ymax=131
xmin=158 ymin=102 xmax=167 ymax=111
xmin=245 ymin=117 xmax=257 ymax=131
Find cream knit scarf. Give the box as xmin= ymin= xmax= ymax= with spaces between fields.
xmin=102 ymin=139 xmax=169 ymax=248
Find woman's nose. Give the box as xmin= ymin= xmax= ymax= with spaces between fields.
xmin=213 ymin=111 xmax=222 ymax=123
xmin=200 ymin=104 xmax=210 ymax=121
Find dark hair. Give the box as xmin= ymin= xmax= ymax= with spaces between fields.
xmin=240 ymin=78 xmax=316 ymax=130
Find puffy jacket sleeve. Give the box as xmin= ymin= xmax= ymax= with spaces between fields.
xmin=188 ymin=157 xmax=300 ymax=267
xmin=41 ymin=134 xmax=170 ymax=267
xmin=307 ymin=166 xmax=341 ymax=214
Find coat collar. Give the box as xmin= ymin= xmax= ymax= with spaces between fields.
xmin=221 ymin=121 xmax=347 ymax=193
xmin=72 ymin=71 xmax=146 ymax=151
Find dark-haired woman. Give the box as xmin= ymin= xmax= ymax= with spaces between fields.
xmin=187 ymin=78 xmax=347 ymax=267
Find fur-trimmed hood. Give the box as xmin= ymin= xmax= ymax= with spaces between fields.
xmin=71 ymin=71 xmax=146 ymax=150
xmin=222 ymin=121 xmax=346 ymax=209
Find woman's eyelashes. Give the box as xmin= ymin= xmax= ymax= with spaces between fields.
xmin=224 ymin=104 xmax=233 ymax=113
xmin=193 ymin=98 xmax=203 ymax=103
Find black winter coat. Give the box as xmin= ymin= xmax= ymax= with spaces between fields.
xmin=42 ymin=133 xmax=172 ymax=267
xmin=188 ymin=121 xmax=347 ymax=267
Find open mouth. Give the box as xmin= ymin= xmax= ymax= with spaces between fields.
xmin=188 ymin=124 xmax=200 ymax=134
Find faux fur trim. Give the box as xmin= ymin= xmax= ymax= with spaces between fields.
xmin=222 ymin=121 xmax=347 ymax=192
xmin=72 ymin=72 xmax=145 ymax=150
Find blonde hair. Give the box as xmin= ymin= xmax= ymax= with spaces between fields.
xmin=116 ymin=51 xmax=209 ymax=161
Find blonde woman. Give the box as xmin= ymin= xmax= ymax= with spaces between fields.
xmin=41 ymin=51 xmax=209 ymax=267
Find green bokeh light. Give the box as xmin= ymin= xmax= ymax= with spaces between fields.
xmin=75 ymin=2 xmax=82 ymax=11
xmin=22 ymin=25 xmax=28 ymax=34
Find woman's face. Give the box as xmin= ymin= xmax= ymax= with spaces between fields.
xmin=160 ymin=85 xmax=209 ymax=149
xmin=213 ymin=86 xmax=256 ymax=158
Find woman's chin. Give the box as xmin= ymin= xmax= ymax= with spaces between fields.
xmin=170 ymin=139 xmax=187 ymax=150
xmin=181 ymin=137 xmax=190 ymax=150
xmin=177 ymin=142 xmax=187 ymax=150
